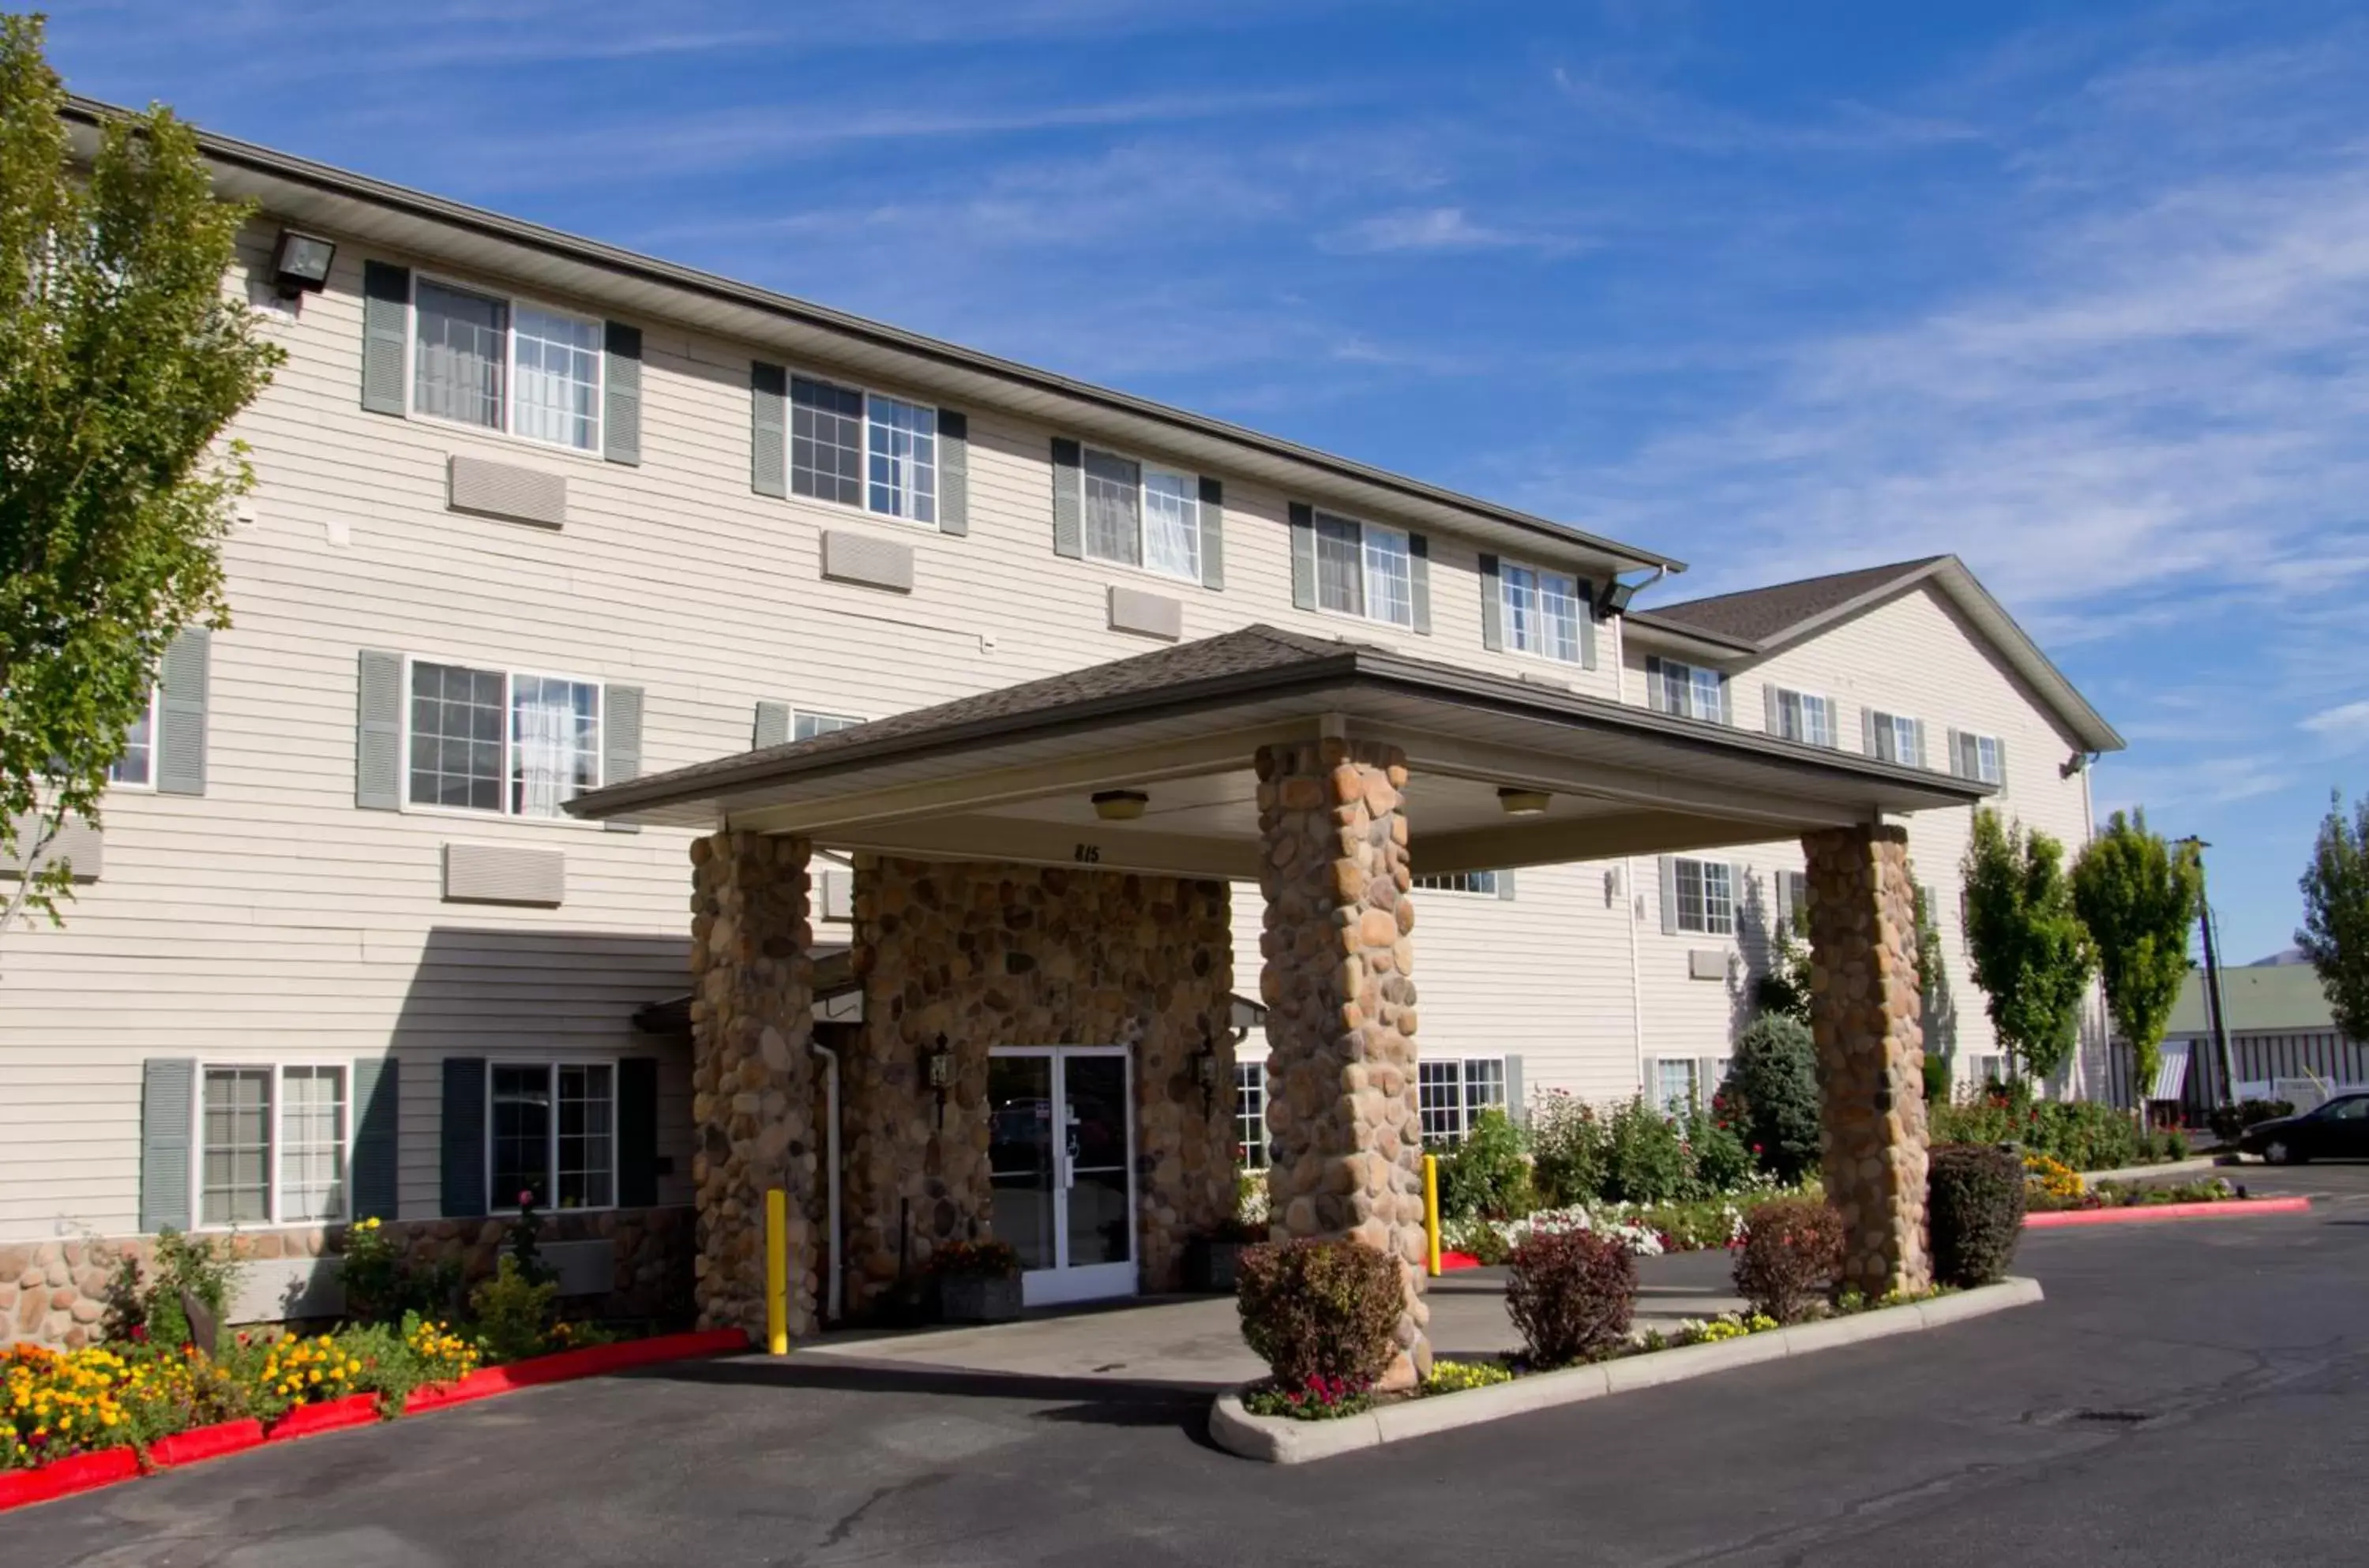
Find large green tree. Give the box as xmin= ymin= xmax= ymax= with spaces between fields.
xmin=2297 ymin=792 xmax=2369 ymax=1044
xmin=0 ymin=14 xmax=280 ymax=935
xmin=2071 ymin=809 xmax=2203 ymax=1098
xmin=1962 ymin=808 xmax=2097 ymax=1082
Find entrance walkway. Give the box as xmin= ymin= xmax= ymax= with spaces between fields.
xmin=799 ymin=1250 xmax=1748 ymax=1389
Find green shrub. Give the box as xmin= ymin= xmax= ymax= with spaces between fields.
xmin=1529 ymin=1093 xmax=1608 ymax=1209
xmin=1434 ymin=1108 xmax=1534 ymax=1221
xmin=1604 ymin=1097 xmax=1692 ymax=1205
xmin=335 ymin=1217 xmax=463 ymax=1325
xmin=1928 ymin=1142 xmax=2026 ymax=1286
xmin=1235 ymin=1240 xmax=1405 ymax=1388
xmin=1923 ymin=1050 xmax=1954 ymax=1104
xmin=1732 ymin=1197 xmax=1843 ymax=1323
xmin=469 ymin=1256 xmax=558 ymax=1364
xmin=1688 ymin=1108 xmax=1755 ymax=1195
xmin=111 ymin=1229 xmax=240 ymax=1352
xmin=1505 ymin=1227 xmax=1636 ymax=1366
xmin=1725 ymin=1014 xmax=1823 ymax=1181
xmin=2029 ymin=1100 xmax=2140 ymax=1172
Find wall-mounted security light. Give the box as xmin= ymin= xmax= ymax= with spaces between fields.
xmin=1595 ymin=577 xmax=1644 ymax=617
xmin=268 ymin=229 xmax=336 ymax=298
xmin=1092 ymin=790 xmax=1149 ymax=822
xmin=925 ymin=1033 xmax=955 ymax=1128
xmin=1498 ymin=787 xmax=1552 ymax=816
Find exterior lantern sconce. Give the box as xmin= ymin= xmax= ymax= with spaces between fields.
xmin=925 ymin=1034 xmax=955 ymax=1128
xmin=1091 ymin=790 xmax=1148 ymax=822
xmin=268 ymin=228 xmax=337 ymax=298
xmin=1498 ymin=786 xmax=1551 ymax=816
xmin=1595 ymin=576 xmax=1643 ymax=617
xmin=1193 ymin=1028 xmax=1220 ymax=1116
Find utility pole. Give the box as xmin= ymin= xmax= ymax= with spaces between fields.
xmin=2179 ymin=837 xmax=2237 ymax=1109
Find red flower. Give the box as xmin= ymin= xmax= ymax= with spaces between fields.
xmin=519 ymin=1189 xmax=535 ymax=1206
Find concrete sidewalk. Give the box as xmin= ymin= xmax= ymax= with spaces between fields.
xmin=798 ymin=1248 xmax=1748 ymax=1387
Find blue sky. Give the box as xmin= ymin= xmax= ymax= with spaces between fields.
xmin=43 ymin=0 xmax=2369 ymax=962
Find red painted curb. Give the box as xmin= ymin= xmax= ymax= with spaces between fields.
xmin=148 ymin=1418 xmax=266 ymax=1469
xmin=402 ymin=1327 xmax=750 ymax=1413
xmin=1438 ymin=1251 xmax=1482 ymax=1272
xmin=267 ymin=1393 xmax=381 ymax=1442
xmin=2026 ymin=1195 xmax=2312 ymax=1229
xmin=0 ymin=1447 xmax=140 ymax=1510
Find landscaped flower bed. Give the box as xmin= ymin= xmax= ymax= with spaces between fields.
xmin=2026 ymin=1171 xmax=2252 ymax=1213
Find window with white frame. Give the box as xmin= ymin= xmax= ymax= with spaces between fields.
xmin=199 ymin=1064 xmax=348 ymax=1226
xmin=490 ymin=1062 xmax=614 ymax=1211
xmin=1417 ymin=1057 xmax=1507 ymax=1146
xmin=790 ymin=373 xmax=937 ymax=524
xmin=1081 ymin=447 xmax=1201 ymax=582
xmin=1673 ymin=857 xmax=1736 ymax=936
xmin=1413 ymin=871 xmax=1501 ymax=896
xmin=1771 ymin=688 xmax=1836 ymax=747
xmin=1234 ymin=1060 xmax=1268 ymax=1170
xmin=407 ymin=660 xmax=601 ymax=818
xmin=1313 ymin=511 xmax=1413 ymax=628
xmin=1868 ymin=711 xmax=1924 ymax=766
xmin=1500 ymin=561 xmax=1586 ymax=664
xmin=1954 ymin=730 xmax=2003 ymax=785
xmin=1654 ymin=658 xmax=1726 ymax=722
xmin=1651 ymin=1057 xmax=1728 ymax=1115
xmin=794 ymin=711 xmax=864 ymax=742
xmin=412 ymin=279 xmax=601 ymax=452
xmin=108 ymin=687 xmax=159 ymax=787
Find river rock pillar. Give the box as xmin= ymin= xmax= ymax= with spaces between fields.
xmin=1256 ymin=736 xmax=1429 ymax=1389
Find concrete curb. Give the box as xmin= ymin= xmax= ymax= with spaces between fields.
xmin=2078 ymin=1156 xmax=2220 ymax=1187
xmin=2025 ymin=1195 xmax=2311 ymax=1229
xmin=1209 ymin=1277 xmax=2044 ymax=1464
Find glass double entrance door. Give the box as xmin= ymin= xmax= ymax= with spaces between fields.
xmin=986 ymin=1047 xmax=1135 ymax=1307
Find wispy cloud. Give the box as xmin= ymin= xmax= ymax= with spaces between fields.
xmin=1323 ymin=204 xmax=1584 ymax=255
xmin=2301 ymin=700 xmax=2369 ymax=745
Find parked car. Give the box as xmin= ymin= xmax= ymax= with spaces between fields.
xmin=2238 ymin=1090 xmax=2369 ymax=1164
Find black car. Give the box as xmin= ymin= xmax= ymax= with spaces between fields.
xmin=2239 ymin=1090 xmax=2369 ymax=1164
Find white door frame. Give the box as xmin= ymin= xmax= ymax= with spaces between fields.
xmin=989 ymin=1045 xmax=1137 ymax=1307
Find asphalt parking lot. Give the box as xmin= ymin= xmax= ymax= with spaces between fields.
xmin=9 ymin=1162 xmax=2368 ymax=1568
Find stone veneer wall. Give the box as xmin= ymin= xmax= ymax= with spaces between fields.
xmin=686 ymin=831 xmax=820 ymax=1341
xmin=1801 ymin=823 xmax=1934 ymax=1297
xmin=1255 ymin=737 xmax=1431 ymax=1389
xmin=2 ymin=1207 xmax=694 ymax=1351
xmin=843 ymin=859 xmax=1236 ymax=1315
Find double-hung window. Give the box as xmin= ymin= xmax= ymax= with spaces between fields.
xmin=1652 ymin=658 xmax=1727 ymax=722
xmin=413 ymin=279 xmax=602 ymax=452
xmin=490 ymin=1062 xmax=614 ymax=1211
xmin=1954 ymin=730 xmax=2003 ymax=785
xmin=108 ymin=687 xmax=160 ymax=788
xmin=790 ymin=374 xmax=937 ymax=524
xmin=1673 ymin=856 xmax=1736 ymax=936
xmin=1771 ymin=688 xmax=1837 ymax=747
xmin=1314 ymin=512 xmax=1414 ymax=628
xmin=407 ymin=660 xmax=601 ymax=819
xmin=1417 ymin=1058 xmax=1508 ymax=1146
xmin=1082 ymin=447 xmax=1202 ymax=582
xmin=1651 ymin=1057 xmax=1729 ymax=1114
xmin=1500 ymin=561 xmax=1586 ymax=664
xmin=199 ymin=1063 xmax=348 ymax=1226
xmin=794 ymin=711 xmax=863 ymax=742
xmin=1233 ymin=1060 xmax=1269 ymax=1171
xmin=1868 ymin=711 xmax=1925 ymax=767
xmin=1413 ymin=871 xmax=1502 ymax=896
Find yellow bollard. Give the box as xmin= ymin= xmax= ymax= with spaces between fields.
xmin=764 ymin=1187 xmax=789 ymax=1356
xmin=1422 ymin=1153 xmax=1442 ymax=1277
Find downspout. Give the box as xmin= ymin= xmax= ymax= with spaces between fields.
xmin=1613 ymin=610 xmax=1647 ymax=1086
xmin=809 ymin=1040 xmax=842 ymax=1324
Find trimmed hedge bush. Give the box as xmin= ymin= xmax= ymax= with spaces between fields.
xmin=1235 ymin=1240 xmax=1403 ymax=1387
xmin=1724 ymin=1014 xmax=1823 ymax=1182
xmin=1505 ymin=1227 xmax=1636 ymax=1366
xmin=1928 ymin=1142 xmax=2025 ymax=1286
xmin=1732 ymin=1196 xmax=1843 ymax=1323
xmin=1435 ymin=1107 xmax=1534 ymax=1221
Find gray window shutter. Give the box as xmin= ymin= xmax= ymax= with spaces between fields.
xmin=1717 ymin=673 xmax=1734 ymax=726
xmin=1288 ymin=502 xmax=1316 ymax=610
xmin=1697 ymin=1056 xmax=1724 ymax=1106
xmin=1408 ymin=532 xmax=1432 ymax=634
xmin=750 ymin=362 xmax=787 ymax=498
xmin=441 ymin=1057 xmax=488 ymax=1219
xmin=1994 ymin=737 xmax=2008 ymax=796
xmin=1503 ymin=1054 xmax=1526 ymax=1123
xmin=1645 ymin=655 xmax=1667 ymax=713
xmin=1862 ymin=708 xmax=1880 ymax=757
xmin=351 ymin=1056 xmax=400 ymax=1221
xmin=1478 ymin=553 xmax=1504 ymax=651
xmin=1050 ymin=438 xmax=1083 ymax=558
xmin=1640 ymin=1056 xmax=1662 ymax=1104
xmin=1658 ymin=854 xmax=1679 ymax=935
xmin=603 ymin=321 xmax=642 ymax=466
xmin=618 ymin=1056 xmax=659 ymax=1209
xmin=1765 ymin=684 xmax=1783 ymax=737
xmin=140 ymin=1058 xmax=195 ymax=1233
xmin=1911 ymin=718 xmax=1929 ymax=768
xmin=156 ymin=628 xmax=210 ymax=796
xmin=936 ymin=408 xmax=969 ymax=535
xmin=361 ymin=261 xmax=409 ymax=416
xmin=753 ymin=700 xmax=791 ymax=749
xmin=356 ymin=649 xmax=404 ymax=810
xmin=1496 ymin=868 xmax=1517 ymax=901
xmin=1945 ymin=727 xmax=1966 ymax=778
xmin=603 ymin=684 xmax=644 ymax=834
xmin=1731 ymin=861 xmax=1749 ymax=926
xmin=1580 ymin=596 xmax=1598 ymax=670
xmin=1198 ymin=477 xmax=1224 ymax=591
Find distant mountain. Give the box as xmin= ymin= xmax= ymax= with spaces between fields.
xmin=2247 ymin=947 xmax=2311 ymax=967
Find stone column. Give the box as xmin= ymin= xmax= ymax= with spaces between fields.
xmin=1256 ymin=736 xmax=1430 ymax=1389
xmin=1801 ymin=823 xmax=1932 ymax=1297
xmin=687 ymin=831 xmax=819 ymax=1340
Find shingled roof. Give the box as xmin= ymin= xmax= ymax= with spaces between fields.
xmin=1638 ymin=557 xmax=1949 ymax=647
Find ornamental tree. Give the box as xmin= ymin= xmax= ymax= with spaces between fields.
xmin=1961 ymin=808 xmax=2097 ymax=1082
xmin=0 ymin=16 xmax=280 ymax=938
xmin=2297 ymin=791 xmax=2369 ymax=1045
xmin=2071 ymin=809 xmax=2203 ymax=1099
